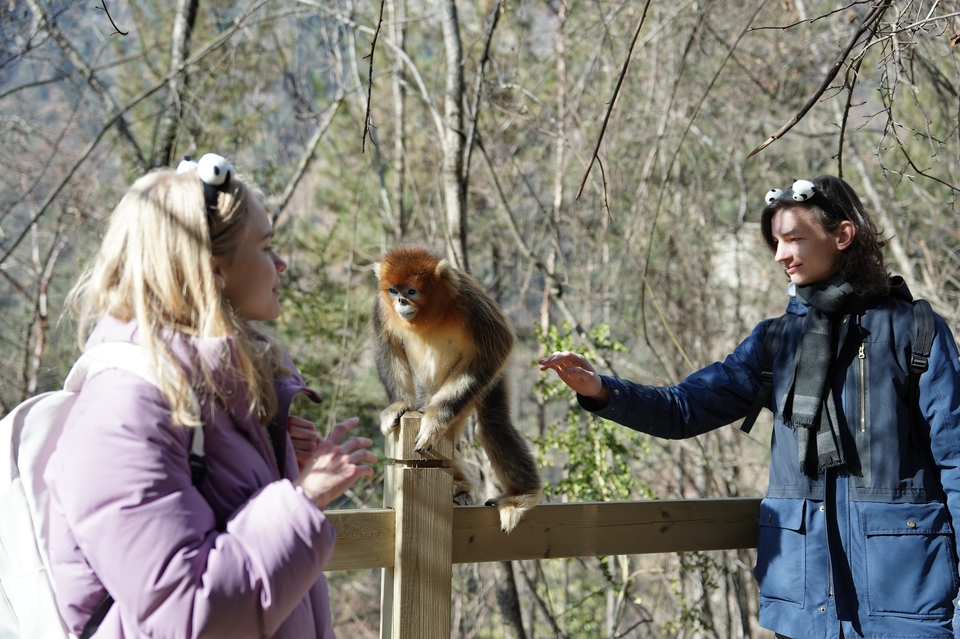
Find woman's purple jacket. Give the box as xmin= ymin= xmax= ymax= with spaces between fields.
xmin=44 ymin=316 xmax=337 ymax=638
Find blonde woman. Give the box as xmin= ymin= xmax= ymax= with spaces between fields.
xmin=45 ymin=154 xmax=375 ymax=638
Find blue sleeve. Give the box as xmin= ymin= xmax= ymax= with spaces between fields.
xmin=578 ymin=319 xmax=778 ymax=439
xmin=920 ymin=315 xmax=960 ymax=583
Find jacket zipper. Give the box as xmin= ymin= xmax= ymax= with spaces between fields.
xmin=859 ymin=343 xmax=866 ymax=432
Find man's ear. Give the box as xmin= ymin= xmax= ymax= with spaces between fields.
xmin=836 ymin=220 xmax=855 ymax=251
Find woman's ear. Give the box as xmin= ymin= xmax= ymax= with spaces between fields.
xmin=210 ymin=257 xmax=227 ymax=290
xmin=836 ymin=220 xmax=855 ymax=251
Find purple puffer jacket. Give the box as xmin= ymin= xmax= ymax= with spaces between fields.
xmin=44 ymin=316 xmax=337 ymax=638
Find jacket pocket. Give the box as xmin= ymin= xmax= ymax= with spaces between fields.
xmin=755 ymin=498 xmax=805 ymax=607
xmin=860 ymin=501 xmax=957 ymax=618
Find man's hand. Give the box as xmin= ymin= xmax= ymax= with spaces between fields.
xmin=538 ymin=351 xmax=610 ymax=407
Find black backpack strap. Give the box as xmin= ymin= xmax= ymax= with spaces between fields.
xmin=908 ymin=299 xmax=935 ymax=447
xmin=911 ymin=299 xmax=935 ymax=374
xmin=189 ymin=425 xmax=208 ymax=486
xmin=741 ymin=315 xmax=786 ymax=434
xmin=79 ymin=593 xmax=114 ymax=639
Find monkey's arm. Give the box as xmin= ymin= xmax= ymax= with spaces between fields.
xmin=373 ymin=299 xmax=417 ymax=434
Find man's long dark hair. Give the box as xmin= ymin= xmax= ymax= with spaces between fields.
xmin=760 ymin=175 xmax=890 ymax=297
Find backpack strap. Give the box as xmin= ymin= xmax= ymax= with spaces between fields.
xmin=78 ymin=594 xmax=114 ymax=639
xmin=911 ymin=299 xmax=935 ymax=375
xmin=741 ymin=315 xmax=787 ymax=434
xmin=189 ymin=426 xmax=208 ymax=486
xmin=908 ymin=299 xmax=935 ymax=448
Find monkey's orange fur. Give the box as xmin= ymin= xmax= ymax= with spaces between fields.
xmin=372 ymin=245 xmax=542 ymax=533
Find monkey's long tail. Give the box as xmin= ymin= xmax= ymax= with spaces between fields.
xmin=488 ymin=490 xmax=543 ymax=533
xmin=477 ymin=379 xmax=543 ymax=533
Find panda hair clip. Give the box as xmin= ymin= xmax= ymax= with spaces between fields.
xmin=176 ymin=153 xmax=235 ymax=216
xmin=764 ymin=178 xmax=816 ymax=205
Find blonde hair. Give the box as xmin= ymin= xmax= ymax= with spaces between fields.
xmin=70 ymin=168 xmax=285 ymax=426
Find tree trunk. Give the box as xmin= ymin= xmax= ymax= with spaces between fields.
xmin=153 ymin=0 xmax=199 ymax=168
xmin=538 ymin=0 xmax=566 ymax=437
xmin=388 ymin=0 xmax=408 ymax=242
xmin=494 ymin=561 xmax=528 ymax=639
xmin=437 ymin=0 xmax=467 ymax=272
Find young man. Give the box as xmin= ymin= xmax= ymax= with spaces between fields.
xmin=540 ymin=175 xmax=960 ymax=639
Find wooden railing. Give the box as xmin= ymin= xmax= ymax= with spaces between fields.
xmin=324 ymin=413 xmax=762 ymax=638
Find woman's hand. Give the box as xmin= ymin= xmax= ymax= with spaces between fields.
xmin=288 ymin=415 xmax=321 ymax=471
xmin=294 ymin=417 xmax=376 ymax=509
xmin=538 ymin=351 xmax=610 ymax=407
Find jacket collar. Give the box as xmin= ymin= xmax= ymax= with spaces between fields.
xmin=783 ymin=276 xmax=912 ymax=317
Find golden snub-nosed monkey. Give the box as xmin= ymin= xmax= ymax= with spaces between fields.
xmin=372 ymin=244 xmax=542 ymax=533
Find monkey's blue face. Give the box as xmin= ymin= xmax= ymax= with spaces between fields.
xmin=388 ymin=285 xmax=421 ymax=321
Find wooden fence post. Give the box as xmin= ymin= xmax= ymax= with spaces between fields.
xmin=380 ymin=412 xmax=454 ymax=639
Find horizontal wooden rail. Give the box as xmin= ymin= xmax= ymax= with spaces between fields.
xmin=324 ymin=498 xmax=761 ymax=571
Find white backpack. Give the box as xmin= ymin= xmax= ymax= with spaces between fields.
xmin=0 ymin=343 xmax=200 ymax=639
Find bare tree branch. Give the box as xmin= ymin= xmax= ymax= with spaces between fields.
xmin=575 ymin=0 xmax=653 ymax=201
xmin=152 ymin=0 xmax=199 ymax=168
xmin=361 ymin=0 xmax=386 ymax=153
xmin=96 ymin=0 xmax=129 ymax=36
xmin=271 ymin=95 xmax=345 ymax=225
xmin=477 ymin=138 xmax=619 ymax=376
xmin=0 ymin=2 xmax=269 ymax=269
xmin=302 ymin=1 xmax=447 ymax=158
xmin=747 ymin=0 xmax=894 ymax=158
xmin=462 ymin=0 xmax=502 ymax=179
xmin=25 ymin=0 xmax=145 ymax=164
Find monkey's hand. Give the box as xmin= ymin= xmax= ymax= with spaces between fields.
xmin=379 ymin=401 xmax=412 ymax=435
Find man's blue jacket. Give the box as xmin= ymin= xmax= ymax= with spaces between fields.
xmin=582 ymin=280 xmax=960 ymax=638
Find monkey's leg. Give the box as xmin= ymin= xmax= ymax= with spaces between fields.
xmin=475 ymin=378 xmax=543 ymax=533
xmin=452 ymin=449 xmax=479 ymax=506
xmin=379 ymin=400 xmax=412 ymax=435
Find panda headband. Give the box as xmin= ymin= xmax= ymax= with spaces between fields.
xmin=176 ymin=153 xmax=235 ymax=220
xmin=764 ymin=179 xmax=816 ymax=205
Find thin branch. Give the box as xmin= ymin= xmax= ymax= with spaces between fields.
xmin=96 ymin=0 xmax=129 ymax=36
xmin=517 ymin=562 xmax=568 ymax=639
xmin=271 ymin=94 xmax=345 ymax=225
xmin=575 ymin=0 xmax=653 ymax=201
xmin=0 ymin=71 xmax=90 ymax=228
xmin=0 ymin=269 xmax=31 ymax=299
xmin=300 ymin=0 xmax=447 ymax=148
xmin=639 ymin=0 xmax=764 ymax=379
xmin=747 ymin=0 xmax=893 ymax=158
xmin=25 ymin=0 xmax=144 ymax=163
xmin=477 ymin=138 xmax=618 ymax=376
xmin=836 ymin=40 xmax=868 ymax=179
xmin=361 ymin=0 xmax=386 ymax=152
xmin=0 ymin=50 xmax=155 ymax=101
xmin=462 ymin=0 xmax=502 ymax=178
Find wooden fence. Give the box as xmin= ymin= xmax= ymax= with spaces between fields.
xmin=324 ymin=413 xmax=762 ymax=638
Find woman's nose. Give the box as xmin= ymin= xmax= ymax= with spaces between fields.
xmin=274 ymin=253 xmax=288 ymax=274
xmin=774 ymin=243 xmax=789 ymax=264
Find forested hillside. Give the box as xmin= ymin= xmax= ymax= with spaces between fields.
xmin=2 ymin=0 xmax=959 ymax=635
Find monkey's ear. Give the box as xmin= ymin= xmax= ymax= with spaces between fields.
xmin=435 ymin=259 xmax=460 ymax=289
xmin=373 ymin=261 xmax=382 ymax=279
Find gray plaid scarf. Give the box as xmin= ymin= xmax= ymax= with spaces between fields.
xmin=783 ymin=276 xmax=855 ymax=477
